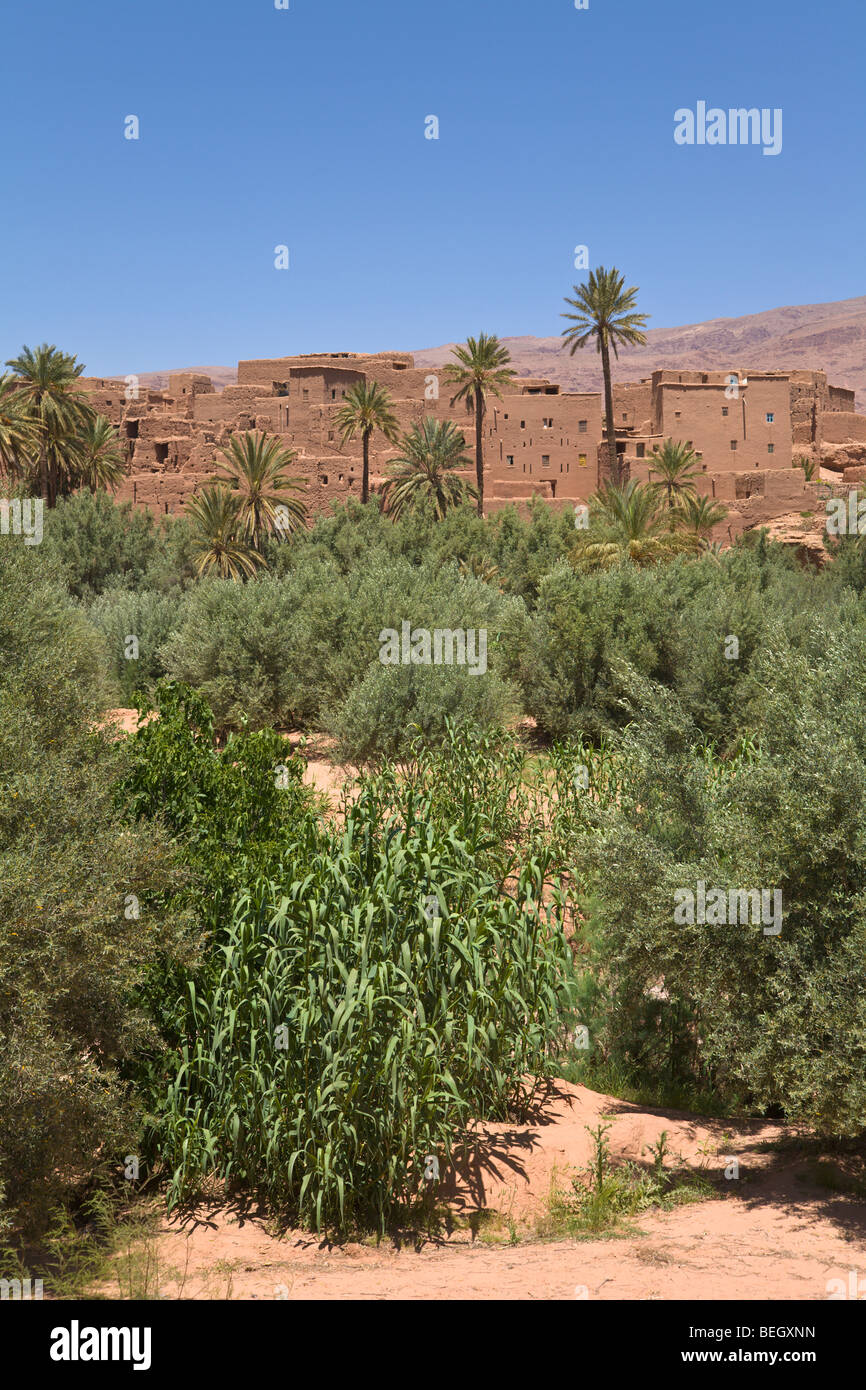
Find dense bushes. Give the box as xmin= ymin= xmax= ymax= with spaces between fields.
xmin=11 ymin=488 xmax=866 ymax=1244
xmin=158 ymin=549 xmax=521 ymax=755
xmin=559 ymin=626 xmax=866 ymax=1133
xmin=0 ymin=546 xmax=188 ymax=1236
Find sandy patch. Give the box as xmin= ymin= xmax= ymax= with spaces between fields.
xmin=102 ymin=1081 xmax=866 ymax=1301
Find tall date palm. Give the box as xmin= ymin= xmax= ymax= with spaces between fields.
xmin=561 ymin=268 xmax=648 ymax=486
xmin=335 ymin=381 xmax=399 ymax=505
xmin=444 ymin=334 xmax=515 ymax=517
xmin=210 ymin=430 xmax=308 ymax=551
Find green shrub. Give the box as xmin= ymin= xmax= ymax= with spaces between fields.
xmin=559 ymin=629 xmax=866 ymax=1135
xmin=160 ymin=552 xmax=522 ymax=755
xmin=88 ymin=589 xmax=186 ymax=703
xmin=0 ymin=545 xmax=188 ymax=1235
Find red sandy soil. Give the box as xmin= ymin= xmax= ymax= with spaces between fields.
xmin=103 ymin=1081 xmax=866 ymax=1301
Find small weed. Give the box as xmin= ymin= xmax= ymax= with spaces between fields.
xmin=539 ymin=1122 xmax=714 ymax=1238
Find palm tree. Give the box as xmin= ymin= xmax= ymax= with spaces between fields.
xmin=675 ymin=492 xmax=729 ymax=543
xmin=0 ymin=375 xmax=40 ymax=485
xmin=561 ymin=268 xmax=649 ymax=487
xmin=457 ymin=555 xmax=500 ymax=585
xmin=5 ymin=344 xmax=94 ymax=506
xmin=444 ymin=333 xmax=516 ymax=517
xmin=334 ymin=381 xmax=399 ymax=505
xmin=210 ymin=430 xmax=307 ymax=551
xmin=185 ymin=484 xmax=266 ymax=580
xmin=77 ymin=414 xmax=127 ymax=493
xmin=571 ymin=479 xmax=696 ymax=570
xmin=381 ymin=417 xmax=476 ymax=521
xmin=647 ymin=438 xmax=701 ymax=509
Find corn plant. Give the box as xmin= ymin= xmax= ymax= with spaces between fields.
xmin=140 ymin=722 xmax=575 ymax=1232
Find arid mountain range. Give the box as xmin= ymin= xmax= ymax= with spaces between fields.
xmin=128 ymin=295 xmax=866 ymax=409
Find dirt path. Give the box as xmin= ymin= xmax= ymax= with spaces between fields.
xmin=112 ymin=1083 xmax=866 ymax=1301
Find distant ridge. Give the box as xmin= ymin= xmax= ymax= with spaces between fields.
xmin=413 ymin=295 xmax=866 ymax=410
xmin=118 ymin=295 xmax=866 ymax=408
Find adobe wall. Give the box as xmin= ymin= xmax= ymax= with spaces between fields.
xmin=168 ymin=373 xmax=214 ymax=399
xmin=485 ymin=392 xmax=602 ymax=500
xmin=821 ymin=411 xmax=866 ymax=444
xmin=81 ymin=352 xmax=866 ymax=527
xmin=612 ymin=380 xmax=653 ymax=432
xmin=654 ymin=375 xmax=792 ymax=472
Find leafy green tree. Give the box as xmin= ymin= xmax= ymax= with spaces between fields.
xmin=335 ymin=381 xmax=399 ymax=505
xmin=39 ymin=489 xmax=178 ymax=600
xmin=0 ymin=544 xmax=187 ymax=1236
xmin=561 ymin=268 xmax=649 ymax=485
xmin=444 ymin=334 xmax=516 ymax=516
xmin=210 ymin=430 xmax=307 ymax=551
xmin=567 ymin=629 xmax=866 ymax=1134
xmin=88 ymin=588 xmax=185 ymax=704
xmin=382 ymin=417 xmax=476 ymax=521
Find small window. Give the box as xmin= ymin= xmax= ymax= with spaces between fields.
xmin=730 ymin=440 xmax=737 ymax=450
xmin=303 ymin=389 xmax=309 ymax=402
xmin=636 ymin=443 xmax=645 ymax=459
xmin=520 ymin=420 xmax=525 ymax=429
xmin=578 ymin=419 xmax=587 ymax=433
xmin=541 ymin=455 xmax=550 ymax=467
xmin=506 ymin=454 xmax=514 ymax=468
xmin=767 ymin=443 xmax=775 ymax=454
xmin=622 ymin=413 xmax=627 ymax=421
xmin=543 ymin=417 xmax=553 ymax=428
xmin=675 ymin=411 xmax=681 ymax=418
xmin=319 ymin=474 xmax=328 ymax=485
xmin=578 ymin=453 xmax=587 ymax=467
xmin=766 ymin=412 xmax=774 ymax=423
xmin=722 ymin=406 xmax=729 ymax=416
xmin=331 ymin=389 xmax=337 ymax=400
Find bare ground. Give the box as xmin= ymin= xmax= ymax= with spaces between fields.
xmin=104 ymin=1082 xmax=866 ymax=1301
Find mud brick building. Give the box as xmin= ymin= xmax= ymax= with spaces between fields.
xmin=75 ymin=352 xmax=866 ymax=539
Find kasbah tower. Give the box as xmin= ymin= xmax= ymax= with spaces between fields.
xmin=75 ymin=349 xmax=866 ymax=544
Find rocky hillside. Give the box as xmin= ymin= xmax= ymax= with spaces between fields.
xmin=123 ymin=295 xmax=866 ymax=408
xmin=414 ymin=295 xmax=866 ymax=410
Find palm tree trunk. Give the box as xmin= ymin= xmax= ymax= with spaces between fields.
xmin=362 ymin=428 xmax=370 ymax=505
xmin=474 ymin=386 xmax=484 ymax=517
xmin=601 ymin=337 xmax=618 ymax=486
xmin=38 ymin=444 xmax=49 ymax=504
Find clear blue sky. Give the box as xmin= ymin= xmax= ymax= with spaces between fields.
xmin=2 ymin=0 xmax=863 ymax=375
